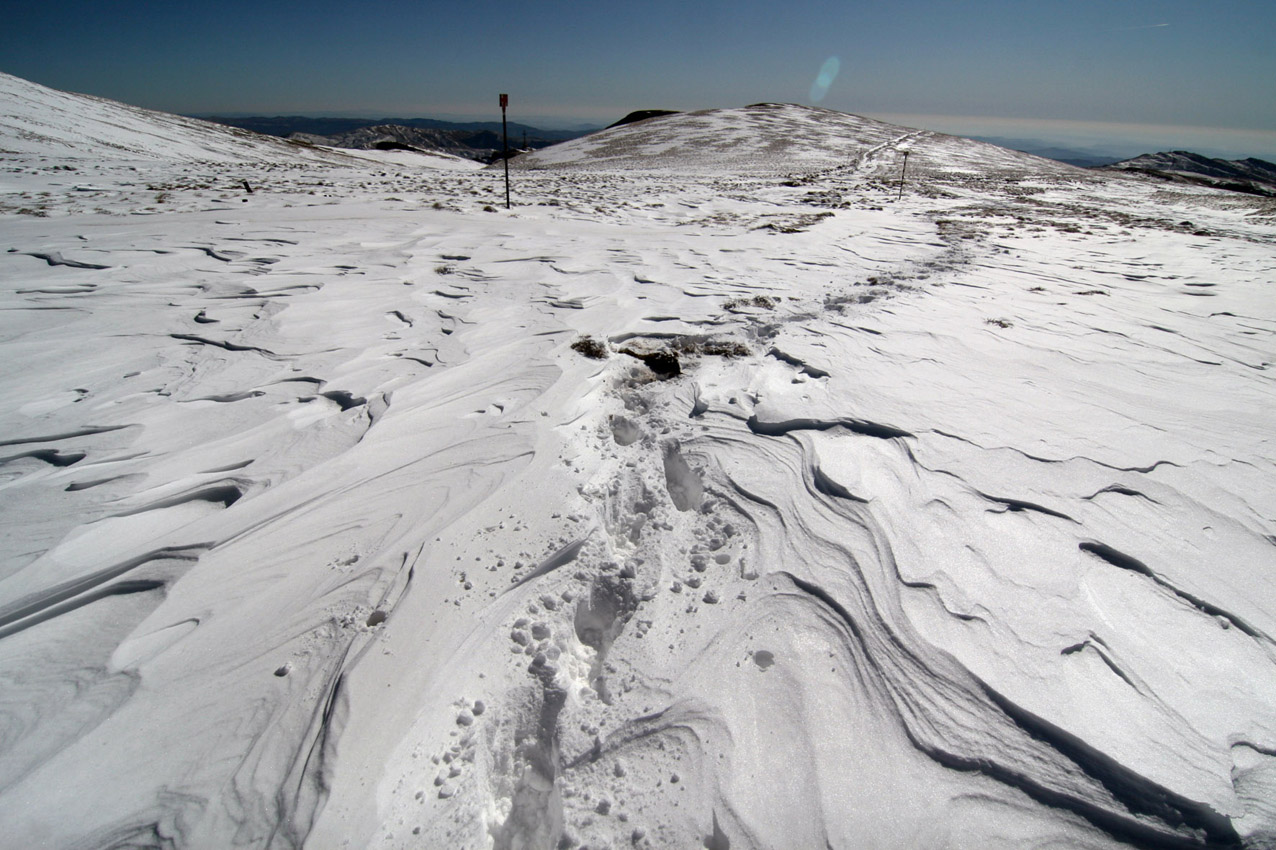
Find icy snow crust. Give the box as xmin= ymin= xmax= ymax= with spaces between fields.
xmin=2 ymin=75 xmax=1276 ymax=849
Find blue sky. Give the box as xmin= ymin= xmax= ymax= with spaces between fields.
xmin=3 ymin=0 xmax=1274 ymax=158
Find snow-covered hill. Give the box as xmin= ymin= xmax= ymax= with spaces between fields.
xmin=2 ymin=73 xmax=1275 ymax=850
xmin=1102 ymin=150 xmax=1276 ymax=197
xmin=513 ymin=102 xmax=1083 ymax=178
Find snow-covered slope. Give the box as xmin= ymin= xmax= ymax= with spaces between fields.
xmin=513 ymin=102 xmax=1082 ymax=178
xmin=2 ymin=74 xmax=1276 ymax=850
xmin=0 ymin=71 xmax=353 ymax=164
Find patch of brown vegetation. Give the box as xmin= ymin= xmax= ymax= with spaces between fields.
xmin=571 ymin=336 xmax=609 ymax=359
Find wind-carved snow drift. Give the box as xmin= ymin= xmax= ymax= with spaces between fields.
xmin=1 ymin=73 xmax=1275 ymax=849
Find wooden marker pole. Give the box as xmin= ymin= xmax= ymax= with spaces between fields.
xmin=896 ymin=150 xmax=909 ymax=201
xmin=500 ymin=93 xmax=511 ymax=209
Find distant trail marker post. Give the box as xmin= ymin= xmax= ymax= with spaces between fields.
xmin=896 ymin=150 xmax=910 ymax=201
xmin=500 ymin=93 xmax=511 ymax=209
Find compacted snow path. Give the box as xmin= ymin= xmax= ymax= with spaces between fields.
xmin=2 ymin=77 xmax=1275 ymax=848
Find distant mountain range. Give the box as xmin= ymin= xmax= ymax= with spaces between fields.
xmin=198 ymin=115 xmax=598 ymax=162
xmin=287 ymin=124 xmax=507 ymax=161
xmin=1098 ymin=150 xmax=1276 ymax=196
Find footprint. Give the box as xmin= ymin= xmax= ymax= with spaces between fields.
xmin=573 ymin=575 xmax=638 ymax=704
xmin=609 ymin=416 xmax=642 ymax=446
xmin=662 ymin=441 xmax=703 ymax=512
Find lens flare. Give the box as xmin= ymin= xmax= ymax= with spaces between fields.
xmin=809 ymin=56 xmax=840 ymax=103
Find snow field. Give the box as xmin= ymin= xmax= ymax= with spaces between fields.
xmin=2 ymin=74 xmax=1276 ymax=849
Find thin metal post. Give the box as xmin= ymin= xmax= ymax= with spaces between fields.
xmin=896 ymin=150 xmax=909 ymax=201
xmin=500 ymin=93 xmax=511 ymax=210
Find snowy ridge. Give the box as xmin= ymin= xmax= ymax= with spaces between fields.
xmin=1107 ymin=151 xmax=1276 ymax=184
xmin=513 ymin=102 xmax=1082 ymax=178
xmin=1102 ymin=151 xmax=1276 ymax=197
xmin=1 ymin=73 xmax=1275 ymax=849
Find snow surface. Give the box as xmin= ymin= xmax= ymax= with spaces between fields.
xmin=2 ymin=73 xmax=1276 ymax=849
